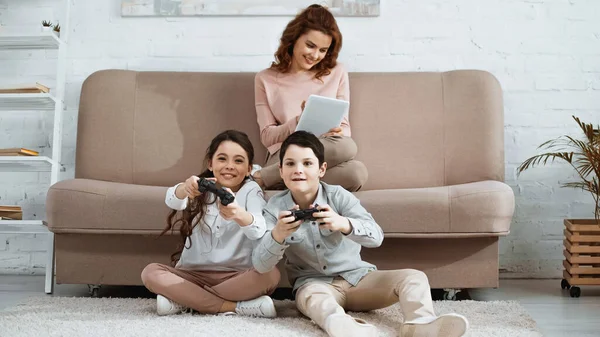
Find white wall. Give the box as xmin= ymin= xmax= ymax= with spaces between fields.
xmin=1 ymin=0 xmax=599 ymax=277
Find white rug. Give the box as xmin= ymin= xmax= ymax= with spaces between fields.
xmin=0 ymin=297 xmax=542 ymax=337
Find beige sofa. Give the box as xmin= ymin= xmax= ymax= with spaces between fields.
xmin=46 ymin=69 xmax=514 ymax=295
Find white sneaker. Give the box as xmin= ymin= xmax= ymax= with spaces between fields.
xmin=235 ymin=295 xmax=277 ymax=318
xmin=218 ymin=311 xmax=237 ymax=316
xmin=324 ymin=313 xmax=378 ymax=337
xmin=400 ymin=313 xmax=469 ymax=337
xmin=251 ymin=164 xmax=262 ymax=176
xmin=156 ymin=295 xmax=187 ymax=316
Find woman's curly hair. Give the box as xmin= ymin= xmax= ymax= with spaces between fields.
xmin=271 ymin=4 xmax=342 ymax=81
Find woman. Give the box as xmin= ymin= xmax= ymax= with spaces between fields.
xmin=253 ymin=4 xmax=368 ymax=192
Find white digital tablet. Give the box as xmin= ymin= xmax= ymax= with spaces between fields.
xmin=295 ymin=95 xmax=349 ymax=137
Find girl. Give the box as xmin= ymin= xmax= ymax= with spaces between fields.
xmin=253 ymin=4 xmax=368 ymax=192
xmin=141 ymin=130 xmax=280 ymax=317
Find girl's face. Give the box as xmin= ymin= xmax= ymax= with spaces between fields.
xmin=291 ymin=29 xmax=332 ymax=72
xmin=279 ymin=145 xmax=326 ymax=195
xmin=208 ymin=141 xmax=252 ymax=192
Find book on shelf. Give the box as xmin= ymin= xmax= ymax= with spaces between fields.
xmin=0 ymin=82 xmax=50 ymax=94
xmin=0 ymin=205 xmax=23 ymax=220
xmin=0 ymin=148 xmax=39 ymax=156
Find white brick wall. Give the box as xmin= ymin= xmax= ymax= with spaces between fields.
xmin=1 ymin=0 xmax=599 ymax=278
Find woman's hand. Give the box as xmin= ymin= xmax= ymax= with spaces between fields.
xmin=312 ymin=204 xmax=352 ymax=234
xmin=295 ymin=100 xmax=306 ymax=125
xmin=271 ymin=206 xmax=303 ymax=244
xmin=321 ymin=127 xmax=343 ymax=138
xmin=295 ymin=100 xmax=307 ymax=124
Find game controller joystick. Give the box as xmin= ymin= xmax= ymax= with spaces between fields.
xmin=290 ymin=205 xmax=321 ymax=222
xmin=198 ymin=178 xmax=235 ymax=206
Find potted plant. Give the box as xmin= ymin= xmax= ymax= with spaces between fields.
xmin=517 ymin=115 xmax=600 ymax=218
xmin=41 ymin=20 xmax=53 ymax=33
xmin=517 ymin=115 xmax=600 ymax=298
xmin=53 ymin=23 xmax=60 ymax=37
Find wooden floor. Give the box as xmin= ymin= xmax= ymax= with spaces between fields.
xmin=1 ymin=276 xmax=599 ymax=336
xmin=469 ymin=279 xmax=600 ymax=337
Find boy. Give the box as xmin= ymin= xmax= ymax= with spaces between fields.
xmin=252 ymin=131 xmax=469 ymax=337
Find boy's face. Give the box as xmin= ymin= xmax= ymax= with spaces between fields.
xmin=279 ymin=145 xmax=326 ymax=195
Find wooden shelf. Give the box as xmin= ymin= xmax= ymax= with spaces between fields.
xmin=563 ymin=270 xmax=600 ymax=286
xmin=562 ymin=219 xmax=600 ymax=290
xmin=0 ymin=156 xmax=55 ymax=172
xmin=564 ymin=249 xmax=600 ymax=264
xmin=1 ymin=1 xmax=71 ymax=295
xmin=0 ymin=93 xmax=57 ymax=111
xmin=0 ymin=33 xmax=63 ymax=50
xmin=564 ymin=219 xmax=600 ymax=232
xmin=0 ymin=220 xmax=49 ymax=234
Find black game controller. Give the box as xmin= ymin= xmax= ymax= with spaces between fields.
xmin=290 ymin=205 xmax=321 ymax=222
xmin=198 ymin=178 xmax=235 ymax=206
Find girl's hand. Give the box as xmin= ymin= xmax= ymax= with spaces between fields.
xmin=182 ymin=176 xmax=215 ymax=199
xmin=217 ymin=188 xmax=241 ymax=220
xmin=312 ymin=204 xmax=352 ymax=234
xmin=321 ymin=127 xmax=343 ymax=138
xmin=271 ymin=205 xmax=303 ymax=244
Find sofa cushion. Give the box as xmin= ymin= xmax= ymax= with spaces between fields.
xmin=355 ymin=180 xmax=514 ymax=235
xmin=47 ymin=179 xmax=169 ymax=234
xmin=48 ymin=179 xmax=512 ymax=236
xmin=254 ymin=181 xmax=512 ymax=236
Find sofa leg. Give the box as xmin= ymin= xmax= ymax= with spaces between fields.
xmin=442 ymin=288 xmax=461 ymax=300
xmin=88 ymin=284 xmax=101 ymax=298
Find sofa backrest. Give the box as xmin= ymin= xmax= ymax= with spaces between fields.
xmin=349 ymin=71 xmax=504 ymax=189
xmin=75 ymin=69 xmax=504 ymax=190
xmin=75 ymin=70 xmax=265 ymax=186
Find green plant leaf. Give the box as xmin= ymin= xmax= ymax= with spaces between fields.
xmin=517 ymin=115 xmax=600 ymax=220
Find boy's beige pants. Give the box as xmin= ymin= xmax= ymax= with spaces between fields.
xmin=295 ymin=269 xmax=436 ymax=330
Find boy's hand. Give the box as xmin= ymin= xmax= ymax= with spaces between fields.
xmin=272 ymin=206 xmax=302 ymax=244
xmin=312 ymin=204 xmax=352 ymax=234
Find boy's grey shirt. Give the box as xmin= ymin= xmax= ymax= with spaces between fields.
xmin=252 ymin=182 xmax=384 ymax=292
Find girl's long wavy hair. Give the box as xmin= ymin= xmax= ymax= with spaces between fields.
xmin=271 ymin=4 xmax=342 ymax=81
xmin=160 ymin=130 xmax=255 ymax=266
